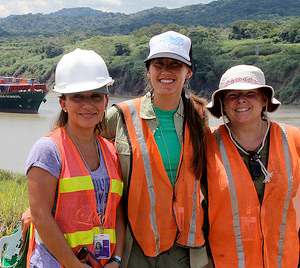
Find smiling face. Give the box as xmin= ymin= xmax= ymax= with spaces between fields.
xmin=147 ymin=58 xmax=192 ymax=106
xmin=59 ymin=92 xmax=109 ymax=131
xmin=222 ymin=89 xmax=267 ymax=126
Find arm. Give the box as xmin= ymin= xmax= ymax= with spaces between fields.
xmin=102 ymin=106 xmax=119 ymax=140
xmin=105 ymin=201 xmax=125 ymax=268
xmin=27 ymin=167 xmax=89 ymax=268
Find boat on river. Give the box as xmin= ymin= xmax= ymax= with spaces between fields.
xmin=0 ymin=77 xmax=49 ymax=114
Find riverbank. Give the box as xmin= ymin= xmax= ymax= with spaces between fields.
xmin=0 ymin=169 xmax=28 ymax=238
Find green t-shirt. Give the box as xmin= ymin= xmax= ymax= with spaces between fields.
xmin=153 ymin=105 xmax=181 ymax=187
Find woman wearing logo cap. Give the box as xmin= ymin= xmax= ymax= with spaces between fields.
xmin=204 ymin=64 xmax=300 ymax=267
xmin=102 ymin=31 xmax=209 ymax=267
xmin=26 ymin=49 xmax=125 ymax=268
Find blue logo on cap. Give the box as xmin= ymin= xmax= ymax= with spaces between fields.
xmin=159 ymin=34 xmax=184 ymax=52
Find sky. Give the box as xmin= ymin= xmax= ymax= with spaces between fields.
xmin=0 ymin=0 xmax=213 ymax=18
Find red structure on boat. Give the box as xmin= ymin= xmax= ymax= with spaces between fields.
xmin=0 ymin=77 xmax=49 ymax=114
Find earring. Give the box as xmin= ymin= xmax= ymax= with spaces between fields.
xmin=184 ymin=81 xmax=191 ymax=99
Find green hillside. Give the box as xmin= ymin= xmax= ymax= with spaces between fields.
xmin=0 ymin=0 xmax=300 ymax=104
xmin=1 ymin=0 xmax=300 ymax=35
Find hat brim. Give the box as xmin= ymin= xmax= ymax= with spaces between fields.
xmin=144 ymin=52 xmax=192 ymax=66
xmin=206 ymin=85 xmax=281 ymax=118
xmin=53 ymin=79 xmax=114 ymax=94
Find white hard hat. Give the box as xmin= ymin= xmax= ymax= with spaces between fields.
xmin=53 ymin=48 xmax=114 ymax=94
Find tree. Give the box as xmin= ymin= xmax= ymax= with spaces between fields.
xmin=188 ymin=28 xmax=222 ymax=95
xmin=0 ymin=27 xmax=10 ymax=37
xmin=114 ymin=43 xmax=131 ymax=56
xmin=44 ymin=42 xmax=64 ymax=58
xmin=280 ymin=20 xmax=300 ymax=43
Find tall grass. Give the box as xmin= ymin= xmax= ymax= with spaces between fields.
xmin=0 ymin=170 xmax=29 ymax=238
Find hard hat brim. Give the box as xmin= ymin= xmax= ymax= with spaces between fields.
xmin=53 ymin=79 xmax=114 ymax=94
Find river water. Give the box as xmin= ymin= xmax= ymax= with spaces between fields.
xmin=0 ymin=92 xmax=299 ymax=174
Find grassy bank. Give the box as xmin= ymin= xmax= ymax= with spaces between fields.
xmin=0 ymin=169 xmax=29 ymax=238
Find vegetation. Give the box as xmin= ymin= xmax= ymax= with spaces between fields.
xmin=0 ymin=170 xmax=28 ymax=237
xmin=1 ymin=0 xmax=300 ymax=35
xmin=1 ymin=0 xmax=300 ymax=238
xmin=2 ymin=20 xmax=300 ymax=104
xmin=1 ymin=0 xmax=300 ymax=104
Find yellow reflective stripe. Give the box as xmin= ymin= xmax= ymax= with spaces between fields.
xmin=30 ymin=223 xmax=34 ymax=239
xmin=111 ymin=179 xmax=123 ymax=196
xmin=104 ymin=229 xmax=116 ymax=244
xmin=64 ymin=227 xmax=101 ymax=248
xmin=60 ymin=176 xmax=94 ymax=193
xmin=64 ymin=227 xmax=116 ymax=248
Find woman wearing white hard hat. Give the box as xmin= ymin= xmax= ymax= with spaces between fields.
xmin=102 ymin=31 xmax=209 ymax=268
xmin=26 ymin=49 xmax=125 ymax=268
xmin=204 ymin=64 xmax=300 ymax=267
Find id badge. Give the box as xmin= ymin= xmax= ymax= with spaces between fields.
xmin=241 ymin=217 xmax=257 ymax=241
xmin=94 ymin=234 xmax=110 ymax=259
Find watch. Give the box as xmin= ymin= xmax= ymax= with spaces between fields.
xmin=109 ymin=255 xmax=121 ymax=268
xmin=112 ymin=255 xmax=121 ymax=262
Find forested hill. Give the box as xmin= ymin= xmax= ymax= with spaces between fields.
xmin=1 ymin=0 xmax=300 ymax=104
xmin=1 ymin=0 xmax=300 ymax=35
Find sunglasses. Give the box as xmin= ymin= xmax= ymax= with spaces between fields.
xmin=77 ymin=246 xmax=103 ymax=268
xmin=249 ymin=152 xmax=262 ymax=179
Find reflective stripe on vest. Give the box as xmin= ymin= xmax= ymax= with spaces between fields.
xmin=60 ymin=175 xmax=121 ymax=248
xmin=214 ymin=123 xmax=294 ymax=268
xmin=59 ymin=175 xmax=94 ymax=193
xmin=118 ymin=98 xmax=205 ymax=257
xmin=110 ymin=179 xmax=123 ymax=196
xmin=214 ymin=130 xmax=245 ymax=267
xmin=187 ymin=179 xmax=199 ymax=246
xmin=60 ymin=174 xmax=123 ymax=196
xmin=125 ymin=99 xmax=160 ymax=255
xmin=277 ymin=124 xmax=293 ymax=268
xmin=26 ymin=128 xmax=122 ymax=268
xmin=64 ymin=227 xmax=117 ymax=248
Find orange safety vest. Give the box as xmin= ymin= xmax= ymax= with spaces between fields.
xmin=27 ymin=127 xmax=123 ymax=268
xmin=205 ymin=123 xmax=300 ymax=268
xmin=116 ymin=97 xmax=205 ymax=258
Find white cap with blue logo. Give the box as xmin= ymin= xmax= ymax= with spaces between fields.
xmin=144 ymin=31 xmax=192 ymax=66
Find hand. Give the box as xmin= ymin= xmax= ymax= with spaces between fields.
xmin=21 ymin=207 xmax=31 ymax=241
xmin=104 ymin=260 xmax=119 ymax=268
xmin=77 ymin=262 xmax=93 ymax=268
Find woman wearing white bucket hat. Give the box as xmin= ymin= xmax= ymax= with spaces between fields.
xmin=102 ymin=31 xmax=209 ymax=268
xmin=204 ymin=64 xmax=300 ymax=267
xmin=25 ymin=49 xmax=125 ymax=268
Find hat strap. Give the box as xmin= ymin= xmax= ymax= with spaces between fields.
xmin=220 ymin=99 xmax=273 ymax=183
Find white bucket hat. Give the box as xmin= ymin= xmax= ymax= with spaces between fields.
xmin=53 ymin=48 xmax=114 ymax=94
xmin=206 ymin=65 xmax=281 ymax=118
xmin=144 ymin=31 xmax=192 ymax=66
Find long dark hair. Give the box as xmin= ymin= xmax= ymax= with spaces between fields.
xmin=54 ymin=94 xmax=68 ymax=129
xmin=145 ymin=63 xmax=207 ymax=179
xmin=182 ymin=91 xmax=207 ymax=180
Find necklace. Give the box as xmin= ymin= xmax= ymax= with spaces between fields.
xmin=64 ymin=127 xmax=100 ymax=172
xmin=157 ymin=121 xmax=175 ymax=185
xmin=224 ymin=119 xmax=273 ymax=183
xmin=152 ymin=104 xmax=177 ymax=186
xmin=65 ymin=128 xmax=106 ymax=226
xmin=231 ymin=120 xmax=265 ymax=151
